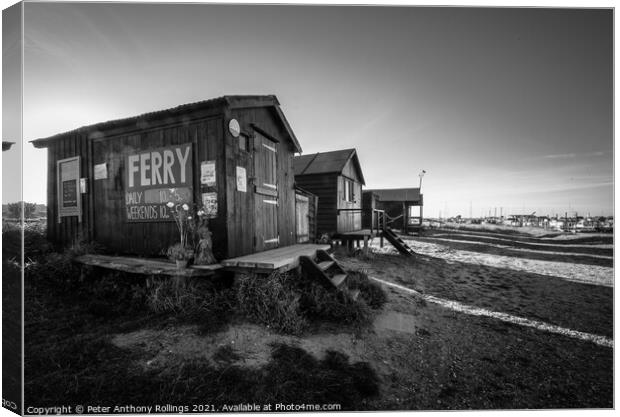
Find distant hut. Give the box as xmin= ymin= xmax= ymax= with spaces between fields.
xmin=363 ymin=188 xmax=424 ymax=234
xmin=293 ymin=149 xmax=365 ymax=237
xmin=31 ymin=95 xmax=304 ymax=260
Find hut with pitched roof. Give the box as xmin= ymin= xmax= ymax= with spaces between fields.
xmin=293 ymin=149 xmax=366 ymax=237
xmin=31 ymin=95 xmax=305 ymax=260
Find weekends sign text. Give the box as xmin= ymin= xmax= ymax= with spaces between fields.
xmin=125 ymin=143 xmax=193 ymax=222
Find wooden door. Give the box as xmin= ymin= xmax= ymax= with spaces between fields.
xmin=295 ymin=193 xmax=310 ymax=243
xmin=92 ymin=139 xmax=126 ymax=250
xmin=254 ymin=133 xmax=279 ymax=251
xmin=337 ymin=177 xmax=362 ymax=233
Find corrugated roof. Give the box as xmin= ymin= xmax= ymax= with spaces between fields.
xmin=31 ymin=95 xmax=301 ymax=153
xmin=365 ymin=188 xmax=422 ymax=202
xmin=293 ymin=148 xmax=365 ymax=184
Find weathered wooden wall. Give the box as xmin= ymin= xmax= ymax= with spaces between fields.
xmin=228 ymin=106 xmax=297 ymax=257
xmin=308 ymin=192 xmax=318 ymax=242
xmin=45 ymin=109 xmax=227 ymax=257
xmin=90 ymin=117 xmax=226 ymax=257
xmin=43 ymin=99 xmax=299 ymax=260
xmin=294 ymin=154 xmax=364 ymax=237
xmin=46 ymin=132 xmax=95 ymax=249
xmin=294 ymin=188 xmax=318 ymax=243
xmin=294 ymin=173 xmax=339 ymax=236
xmin=336 ymin=158 xmax=362 ymax=233
xmin=361 ymin=191 xmax=378 ymax=229
xmin=336 ymin=176 xmax=362 ymax=233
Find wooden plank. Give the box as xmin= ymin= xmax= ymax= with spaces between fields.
xmin=191 ymin=264 xmax=223 ymax=271
xmin=255 ymin=185 xmax=278 ymax=197
xmin=75 ymin=254 xmax=220 ymax=277
xmin=221 ymin=244 xmax=330 ymax=271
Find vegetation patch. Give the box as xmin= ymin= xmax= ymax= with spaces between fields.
xmin=234 ymin=272 xmax=307 ymax=335
xmin=146 ymin=277 xmax=234 ymax=320
xmin=234 ymin=268 xmax=387 ymax=334
xmin=3 ymin=222 xmax=53 ymax=262
xmin=19 ymin=226 xmax=382 ymax=408
xmin=299 ymin=280 xmax=372 ymax=326
xmin=345 ymin=270 xmax=388 ymax=309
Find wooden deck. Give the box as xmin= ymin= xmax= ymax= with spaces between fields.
xmin=333 ymin=229 xmax=378 ymax=253
xmin=335 ymin=229 xmax=376 ymax=239
xmin=76 ymin=254 xmax=222 ymax=277
xmin=221 ymin=243 xmax=331 ymax=273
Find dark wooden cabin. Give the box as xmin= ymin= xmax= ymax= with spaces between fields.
xmin=293 ymin=149 xmax=365 ymax=237
xmin=363 ymin=188 xmax=424 ymax=234
xmin=31 ymin=95 xmax=303 ymax=260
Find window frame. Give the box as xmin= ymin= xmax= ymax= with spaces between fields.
xmin=344 ymin=178 xmax=355 ymax=203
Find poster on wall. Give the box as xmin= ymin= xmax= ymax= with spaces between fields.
xmin=200 ymin=160 xmax=216 ymax=186
xmin=94 ymin=162 xmax=107 ymax=180
xmin=202 ymin=192 xmax=218 ymax=218
xmin=57 ymin=156 xmax=82 ymax=222
xmin=124 ymin=143 xmax=193 ymax=222
xmin=62 ymin=181 xmax=77 ymax=207
xmin=236 ymin=166 xmax=247 ymax=192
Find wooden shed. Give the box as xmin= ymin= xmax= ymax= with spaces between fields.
xmin=293 ymin=149 xmax=365 ymax=237
xmin=31 ymin=95 xmax=303 ymax=260
xmin=363 ymin=188 xmax=424 ymax=234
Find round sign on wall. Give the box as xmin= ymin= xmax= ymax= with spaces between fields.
xmin=229 ymin=119 xmax=241 ymax=138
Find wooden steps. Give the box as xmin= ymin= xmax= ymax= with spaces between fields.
xmin=299 ymin=249 xmax=359 ymax=300
xmin=317 ymin=260 xmax=335 ymax=271
xmin=331 ymin=273 xmax=348 ymax=287
xmin=382 ymin=228 xmax=415 ymax=256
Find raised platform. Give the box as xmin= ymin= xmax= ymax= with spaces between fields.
xmin=333 ymin=229 xmax=379 ymax=254
xmin=76 ymin=254 xmax=222 ymax=277
xmin=221 ymin=243 xmax=331 ymax=273
xmin=334 ymin=229 xmax=377 ymax=239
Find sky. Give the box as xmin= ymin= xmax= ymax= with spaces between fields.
xmin=1 ymin=1 xmax=614 ymax=218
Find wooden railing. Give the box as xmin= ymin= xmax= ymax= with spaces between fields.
xmin=371 ymin=209 xmax=387 ymax=236
xmin=385 ymin=213 xmax=403 ymax=225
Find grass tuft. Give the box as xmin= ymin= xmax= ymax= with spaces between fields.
xmin=345 ymin=270 xmax=388 ymax=309
xmin=212 ymin=345 xmax=241 ymax=365
xmin=145 ymin=277 xmax=234 ymax=324
xmin=233 ymin=268 xmax=385 ymax=334
xmin=299 ymin=282 xmax=372 ymax=326
xmin=234 ymin=272 xmax=307 ymax=335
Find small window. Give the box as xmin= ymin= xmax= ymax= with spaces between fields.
xmin=344 ymin=178 xmax=355 ymax=202
xmin=238 ymin=135 xmax=247 ymax=151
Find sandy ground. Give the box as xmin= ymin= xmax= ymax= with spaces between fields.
xmin=438 ymin=223 xmax=611 ymax=239
xmin=380 ymin=238 xmax=614 ymax=287
xmin=111 ymin=318 xmax=412 ymax=385
xmin=426 ymin=235 xmax=613 ymax=254
xmin=428 ymin=232 xmax=613 ymax=249
xmin=112 ymin=323 xmax=375 ymax=372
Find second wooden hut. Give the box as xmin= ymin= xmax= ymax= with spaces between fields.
xmin=293 ymin=149 xmax=365 ymax=238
